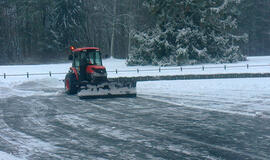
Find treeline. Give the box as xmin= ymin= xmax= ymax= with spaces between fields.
xmin=0 ymin=0 xmax=149 ymax=64
xmin=128 ymin=0 xmax=270 ymax=65
xmin=0 ymin=0 xmax=269 ymax=65
xmin=239 ymin=0 xmax=270 ymax=56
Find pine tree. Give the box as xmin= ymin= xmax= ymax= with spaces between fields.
xmin=128 ymin=0 xmax=247 ymax=66
xmin=239 ymin=0 xmax=270 ymax=56
xmin=2 ymin=0 xmax=268 ymax=65
xmin=53 ymin=0 xmax=84 ymax=51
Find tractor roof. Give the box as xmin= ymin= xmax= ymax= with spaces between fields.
xmin=72 ymin=47 xmax=100 ymax=52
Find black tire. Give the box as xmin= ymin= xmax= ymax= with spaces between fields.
xmin=65 ymin=73 xmax=78 ymax=95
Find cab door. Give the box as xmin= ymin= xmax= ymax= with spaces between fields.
xmin=73 ymin=52 xmax=80 ymax=71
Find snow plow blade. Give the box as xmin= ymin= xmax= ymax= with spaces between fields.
xmin=78 ymin=80 xmax=136 ymax=99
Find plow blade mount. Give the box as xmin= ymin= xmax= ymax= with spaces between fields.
xmin=78 ymin=80 xmax=136 ymax=99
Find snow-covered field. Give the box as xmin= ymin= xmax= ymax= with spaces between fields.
xmin=0 ymin=56 xmax=270 ymax=159
xmin=1 ymin=56 xmax=270 ymax=101
xmin=1 ymin=56 xmax=270 ymax=81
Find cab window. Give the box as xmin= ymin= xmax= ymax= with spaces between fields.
xmin=74 ymin=53 xmax=80 ymax=68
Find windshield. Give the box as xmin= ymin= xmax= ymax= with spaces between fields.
xmin=81 ymin=50 xmax=102 ymax=66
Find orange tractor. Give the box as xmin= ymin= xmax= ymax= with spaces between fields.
xmin=65 ymin=46 xmax=136 ymax=98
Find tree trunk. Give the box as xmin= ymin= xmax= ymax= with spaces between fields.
xmin=110 ymin=0 xmax=117 ymax=58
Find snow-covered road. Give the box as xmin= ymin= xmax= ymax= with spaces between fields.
xmin=0 ymin=78 xmax=270 ymax=159
xmin=0 ymin=56 xmax=270 ymax=159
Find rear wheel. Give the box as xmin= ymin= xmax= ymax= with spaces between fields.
xmin=65 ymin=73 xmax=78 ymax=95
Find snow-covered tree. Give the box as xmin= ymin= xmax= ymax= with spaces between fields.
xmin=53 ymin=0 xmax=84 ymax=51
xmin=128 ymin=0 xmax=247 ymax=66
xmin=1 ymin=0 xmax=268 ymax=64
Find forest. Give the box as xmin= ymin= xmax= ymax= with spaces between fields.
xmin=0 ymin=0 xmax=269 ymax=65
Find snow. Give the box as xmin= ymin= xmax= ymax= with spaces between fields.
xmin=211 ymin=0 xmax=229 ymax=13
xmin=0 ymin=56 xmax=270 ymax=106
xmin=0 ymin=151 xmax=24 ymax=160
xmin=0 ymin=56 xmax=270 ymax=92
xmin=0 ymin=56 xmax=269 ymax=83
xmin=104 ymin=56 xmax=270 ymax=78
xmin=138 ymin=78 xmax=270 ymax=117
xmin=0 ymin=63 xmax=69 ymax=84
xmin=0 ymin=56 xmax=270 ymax=159
xmin=0 ymin=56 xmax=269 ymax=112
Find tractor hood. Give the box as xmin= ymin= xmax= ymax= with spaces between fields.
xmin=86 ymin=65 xmax=106 ymax=74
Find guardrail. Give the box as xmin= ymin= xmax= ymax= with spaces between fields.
xmin=0 ymin=64 xmax=270 ymax=79
xmin=108 ymin=73 xmax=270 ymax=82
xmin=1 ymin=72 xmax=66 ymax=79
xmin=107 ymin=64 xmax=270 ymax=74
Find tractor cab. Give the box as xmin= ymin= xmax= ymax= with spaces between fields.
xmin=70 ymin=47 xmax=103 ymax=67
xmin=69 ymin=46 xmax=107 ymax=83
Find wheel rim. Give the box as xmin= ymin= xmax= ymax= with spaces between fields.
xmin=65 ymin=79 xmax=70 ymax=91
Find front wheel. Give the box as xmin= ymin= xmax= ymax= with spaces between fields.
xmin=65 ymin=73 xmax=78 ymax=95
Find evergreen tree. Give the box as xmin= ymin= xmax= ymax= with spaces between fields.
xmin=53 ymin=0 xmax=84 ymax=52
xmin=0 ymin=0 xmax=269 ymax=65
xmin=239 ymin=0 xmax=270 ymax=56
xmin=128 ymin=0 xmax=247 ymax=66
xmin=17 ymin=0 xmax=56 ymax=61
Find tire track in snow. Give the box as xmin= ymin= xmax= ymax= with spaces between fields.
xmin=139 ymin=95 xmax=259 ymax=117
xmin=44 ymin=97 xmax=196 ymax=159
xmin=0 ymin=118 xmax=61 ymax=159
xmin=21 ymin=96 xmax=229 ymax=159
xmin=72 ymin=97 xmax=269 ymax=160
xmin=62 ymin=108 xmax=268 ymax=160
xmin=1 ymin=91 xmax=270 ymax=159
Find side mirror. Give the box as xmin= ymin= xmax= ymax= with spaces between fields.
xmin=68 ymin=55 xmax=73 ymax=60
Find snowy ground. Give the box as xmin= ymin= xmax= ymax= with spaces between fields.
xmin=0 ymin=56 xmax=270 ymax=159
xmin=0 ymin=56 xmax=270 ymax=81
